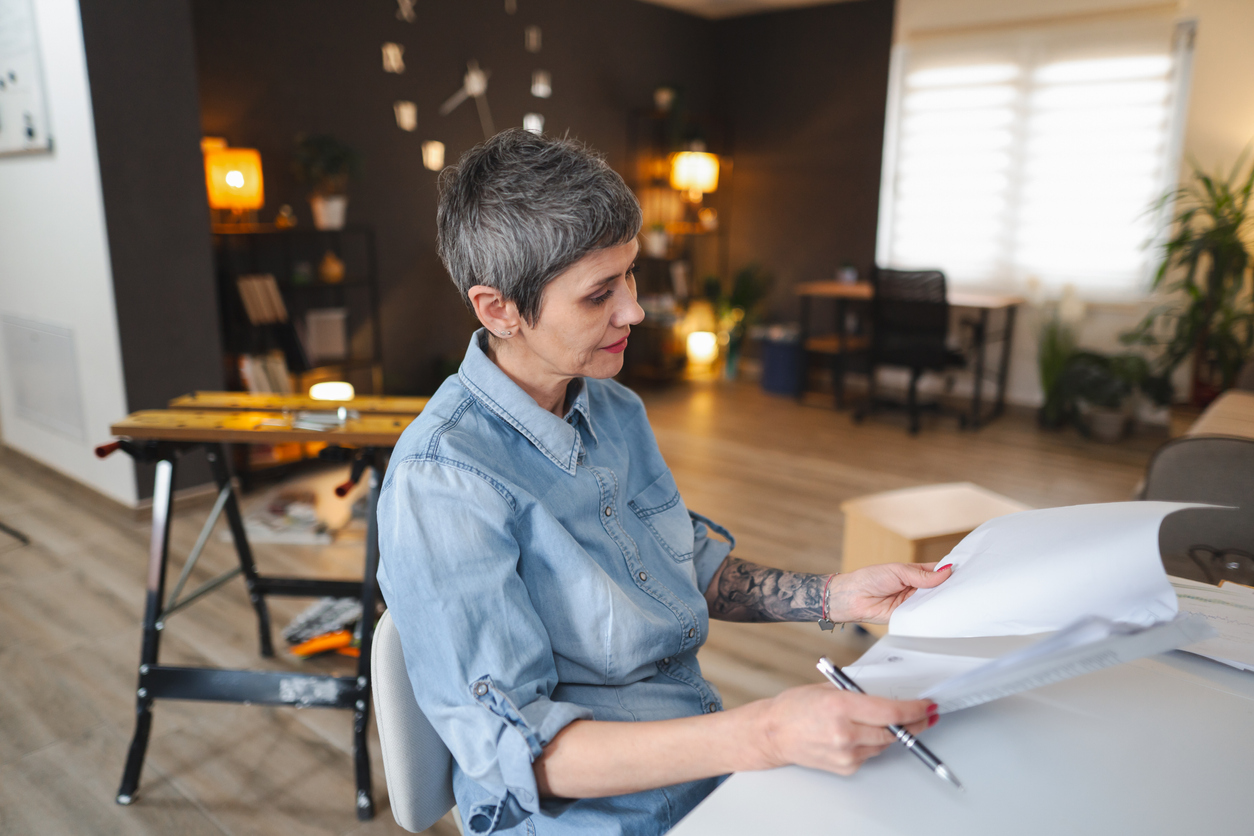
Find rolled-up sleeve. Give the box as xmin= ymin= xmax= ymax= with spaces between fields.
xmin=689 ymin=510 xmax=736 ymax=594
xmin=377 ymin=458 xmax=593 ymax=833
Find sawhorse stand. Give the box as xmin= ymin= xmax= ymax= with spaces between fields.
xmin=99 ymin=436 xmax=388 ymax=820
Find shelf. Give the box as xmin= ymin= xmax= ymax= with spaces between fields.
xmin=281 ymin=280 xmax=371 ymax=291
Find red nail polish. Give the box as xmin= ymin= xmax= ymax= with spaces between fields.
xmin=937 ymin=564 xmax=953 ymax=572
xmin=927 ymin=702 xmax=938 ymax=714
xmin=928 ymin=713 xmax=939 ymax=727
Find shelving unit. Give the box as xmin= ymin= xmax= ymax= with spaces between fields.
xmin=621 ymin=108 xmax=732 ymax=383
xmin=211 ymin=226 xmax=383 ymax=479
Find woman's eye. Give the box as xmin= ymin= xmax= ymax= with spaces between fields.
xmin=590 ymin=289 xmax=614 ymax=306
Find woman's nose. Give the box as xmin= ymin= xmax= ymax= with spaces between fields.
xmin=613 ymin=286 xmax=645 ymax=328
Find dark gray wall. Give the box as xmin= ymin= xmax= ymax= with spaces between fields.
xmin=191 ymin=0 xmax=719 ymax=394
xmin=79 ymin=0 xmax=222 ymax=496
xmin=716 ymin=0 xmax=895 ymax=319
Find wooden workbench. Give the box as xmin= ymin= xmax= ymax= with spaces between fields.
xmin=105 ymin=394 xmax=425 ymax=821
xmin=169 ymin=390 xmax=430 ymax=414
xmin=112 ymin=409 xmax=415 ymax=447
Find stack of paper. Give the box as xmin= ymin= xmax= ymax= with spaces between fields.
xmin=847 ymin=614 xmax=1214 ymax=713
xmin=888 ymin=502 xmax=1193 ymax=638
xmin=1170 ymin=576 xmax=1254 ymax=671
xmin=843 ymin=502 xmax=1235 ymax=713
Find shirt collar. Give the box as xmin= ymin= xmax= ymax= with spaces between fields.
xmin=458 ymin=329 xmax=597 ymax=475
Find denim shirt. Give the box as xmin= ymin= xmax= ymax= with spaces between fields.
xmin=377 ymin=330 xmax=735 ymax=836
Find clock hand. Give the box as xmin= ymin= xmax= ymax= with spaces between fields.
xmin=439 ymin=60 xmax=493 ymax=128
xmin=474 ymin=91 xmax=496 ymax=139
xmin=439 ymin=86 xmax=469 ymax=116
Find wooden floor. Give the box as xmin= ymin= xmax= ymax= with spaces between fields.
xmin=0 ymin=380 xmax=1161 ymax=835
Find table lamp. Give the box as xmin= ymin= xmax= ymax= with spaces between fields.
xmin=204 ymin=146 xmax=264 ymax=228
xmin=670 ymin=151 xmax=719 ymax=202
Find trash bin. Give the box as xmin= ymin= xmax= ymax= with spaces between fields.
xmin=755 ymin=325 xmax=802 ymax=397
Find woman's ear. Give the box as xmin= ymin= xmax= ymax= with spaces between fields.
xmin=467 ymin=285 xmax=520 ymax=337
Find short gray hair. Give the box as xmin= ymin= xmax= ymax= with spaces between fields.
xmin=436 ymin=129 xmax=642 ymax=325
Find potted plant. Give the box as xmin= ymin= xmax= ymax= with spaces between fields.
xmin=1038 ymin=314 xmax=1078 ymax=428
xmin=292 ymin=134 xmax=361 ymax=230
xmin=723 ymin=264 xmax=773 ymax=379
xmin=1053 ymin=351 xmax=1171 ymax=442
xmin=1121 ymin=154 xmax=1254 ymax=406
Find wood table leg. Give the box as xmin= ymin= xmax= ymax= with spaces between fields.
xmin=993 ymin=305 xmax=1018 ymax=420
xmin=969 ymin=308 xmax=990 ymax=428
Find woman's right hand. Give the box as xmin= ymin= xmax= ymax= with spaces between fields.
xmin=754 ymin=684 xmax=936 ymax=776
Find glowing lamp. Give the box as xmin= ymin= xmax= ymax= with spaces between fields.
xmin=422 ymin=140 xmax=445 ymax=171
xmin=686 ymin=331 xmax=719 ymax=366
xmin=309 ymin=381 xmax=355 ymax=401
xmin=204 ymin=147 xmax=264 ymax=210
xmin=670 ymin=152 xmax=719 ymax=201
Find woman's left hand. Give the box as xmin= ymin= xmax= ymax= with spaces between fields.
xmin=826 ymin=562 xmax=953 ymax=624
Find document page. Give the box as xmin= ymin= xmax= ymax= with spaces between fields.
xmin=1170 ymin=577 xmax=1254 ymax=671
xmin=845 ymin=615 xmax=1215 ymax=713
xmin=889 ymin=502 xmax=1200 ymax=638
xmin=918 ymin=614 xmax=1214 ymax=712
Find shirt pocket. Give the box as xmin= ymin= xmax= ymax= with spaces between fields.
xmin=628 ymin=470 xmax=695 ymax=562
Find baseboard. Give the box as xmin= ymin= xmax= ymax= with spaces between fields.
xmin=0 ymin=444 xmax=218 ymax=522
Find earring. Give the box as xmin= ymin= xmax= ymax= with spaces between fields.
xmin=498 ymin=330 xmax=512 ymax=337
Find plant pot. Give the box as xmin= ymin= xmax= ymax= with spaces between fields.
xmin=310 ymin=195 xmax=348 ymax=230
xmin=1081 ymin=403 xmax=1129 ymax=443
xmin=643 ymin=228 xmax=669 ymax=259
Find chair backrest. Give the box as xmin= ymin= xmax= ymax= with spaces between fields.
xmin=871 ymin=267 xmax=950 ymax=355
xmin=1142 ymin=436 xmax=1254 ymax=585
xmin=372 ymin=609 xmax=458 ymax=833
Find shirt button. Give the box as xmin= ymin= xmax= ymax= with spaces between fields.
xmin=638 ymin=571 xmax=648 ymax=581
xmin=661 ymin=657 xmax=671 ymax=665
xmin=688 ymin=628 xmax=696 ymax=638
xmin=706 ymin=704 xmax=718 ymax=713
xmin=473 ymin=682 xmax=488 ymax=697
xmin=604 ymin=506 xmax=613 ymax=517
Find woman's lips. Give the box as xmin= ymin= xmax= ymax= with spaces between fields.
xmin=602 ymin=336 xmax=629 ymax=354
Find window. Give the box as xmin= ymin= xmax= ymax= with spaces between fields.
xmin=876 ymin=13 xmax=1194 ymax=297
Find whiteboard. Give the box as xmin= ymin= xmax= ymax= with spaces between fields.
xmin=0 ymin=0 xmax=52 ymax=156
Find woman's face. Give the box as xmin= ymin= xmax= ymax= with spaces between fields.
xmin=514 ymin=239 xmax=645 ymax=380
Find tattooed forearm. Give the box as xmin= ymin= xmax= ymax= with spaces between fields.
xmin=705 ymin=557 xmax=830 ymax=623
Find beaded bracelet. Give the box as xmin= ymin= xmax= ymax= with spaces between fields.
xmin=818 ymin=572 xmax=839 ymax=632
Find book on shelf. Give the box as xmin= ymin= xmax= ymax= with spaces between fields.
xmin=238 ymin=350 xmax=293 ymax=394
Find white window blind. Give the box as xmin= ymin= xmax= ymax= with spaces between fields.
xmin=877 ymin=13 xmax=1194 ymax=297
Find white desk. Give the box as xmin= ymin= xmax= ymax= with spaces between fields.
xmin=672 ymin=651 xmax=1254 ymax=835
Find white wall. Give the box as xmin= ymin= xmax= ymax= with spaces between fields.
xmin=0 ymin=0 xmax=136 ymax=505
xmin=894 ymin=0 xmax=1254 ymax=408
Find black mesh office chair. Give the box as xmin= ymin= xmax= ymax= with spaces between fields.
xmin=1141 ymin=435 xmax=1254 ymax=585
xmin=855 ymin=267 xmax=966 ymax=434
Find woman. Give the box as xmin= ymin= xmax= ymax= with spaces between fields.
xmin=377 ymin=129 xmax=951 ymax=836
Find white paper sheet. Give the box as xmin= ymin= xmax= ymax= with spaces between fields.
xmin=1170 ymin=576 xmax=1254 ymax=671
xmin=888 ymin=502 xmax=1199 ymax=638
xmin=842 ymin=641 xmax=989 ymax=700
xmin=845 ymin=614 xmax=1216 ymax=713
xmin=919 ymin=613 xmax=1214 ymax=712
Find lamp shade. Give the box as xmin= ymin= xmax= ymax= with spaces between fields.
xmin=670 ymin=151 xmax=719 ymax=198
xmin=204 ymin=147 xmax=264 ymax=210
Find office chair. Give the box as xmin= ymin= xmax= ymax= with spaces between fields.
xmin=854 ymin=267 xmax=966 ymax=434
xmin=372 ymin=609 xmax=462 ymax=833
xmin=1141 ymin=435 xmax=1254 ymax=585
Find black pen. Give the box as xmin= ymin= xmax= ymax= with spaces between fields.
xmin=817 ymin=656 xmax=964 ymax=790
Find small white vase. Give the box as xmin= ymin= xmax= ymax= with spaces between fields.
xmin=643 ymin=228 xmax=669 ymax=258
xmin=310 ymin=195 xmax=349 ymax=230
